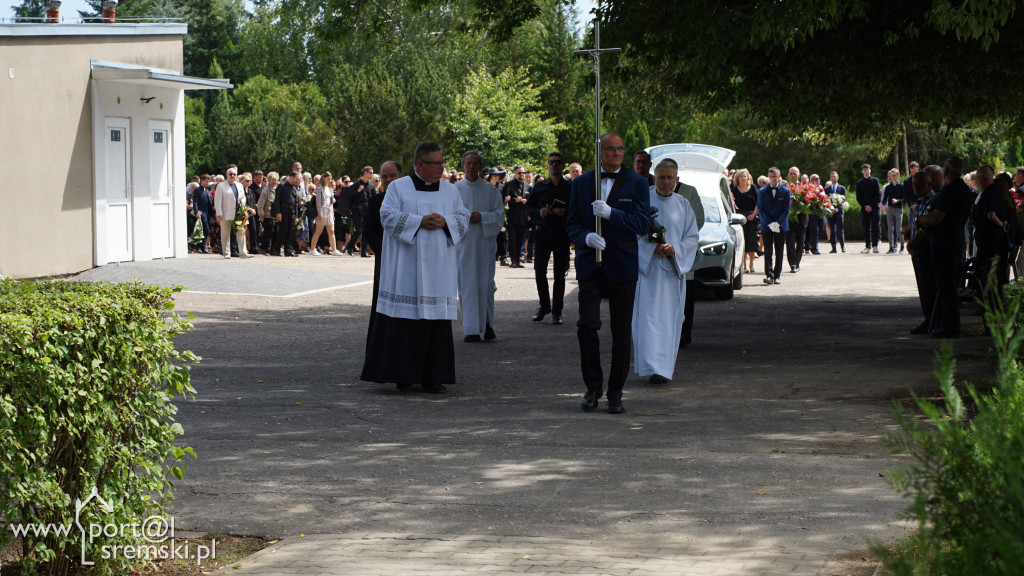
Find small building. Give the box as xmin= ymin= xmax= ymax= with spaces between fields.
xmin=0 ymin=21 xmax=230 ymax=279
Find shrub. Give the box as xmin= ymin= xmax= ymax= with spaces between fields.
xmin=876 ymin=297 xmax=1024 ymax=575
xmin=0 ymin=280 xmax=198 ymax=575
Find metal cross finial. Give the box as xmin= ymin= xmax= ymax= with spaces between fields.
xmin=574 ymin=15 xmax=620 ymax=265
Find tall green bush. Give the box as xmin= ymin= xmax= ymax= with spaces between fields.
xmin=877 ymin=297 xmax=1024 ymax=575
xmin=0 ymin=280 xmax=198 ymax=575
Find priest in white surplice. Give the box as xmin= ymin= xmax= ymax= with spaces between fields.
xmin=632 ymin=158 xmax=700 ymax=385
xmin=360 ymin=141 xmax=471 ymax=394
xmin=455 ymin=151 xmax=504 ymax=342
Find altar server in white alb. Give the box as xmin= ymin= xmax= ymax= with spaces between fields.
xmin=360 ymin=141 xmax=471 ymax=394
xmin=632 ymin=158 xmax=700 ymax=385
xmin=455 ymin=151 xmax=504 ymax=343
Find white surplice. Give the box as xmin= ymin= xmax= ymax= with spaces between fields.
xmin=377 ymin=175 xmax=471 ymax=321
xmin=632 ymin=190 xmax=700 ymax=379
xmin=456 ymin=177 xmax=505 ymax=335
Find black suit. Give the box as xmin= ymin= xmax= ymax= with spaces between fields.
xmin=526 ymin=176 xmax=572 ymax=315
xmin=566 ymin=168 xmax=651 ymax=400
xmin=505 ymin=179 xmax=529 ymax=264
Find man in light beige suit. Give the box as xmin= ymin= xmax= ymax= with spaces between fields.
xmin=214 ymin=166 xmax=254 ymax=259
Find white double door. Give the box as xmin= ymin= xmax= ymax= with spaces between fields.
xmin=101 ymin=118 xmax=174 ymax=263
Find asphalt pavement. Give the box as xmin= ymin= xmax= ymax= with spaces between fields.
xmin=74 ymin=247 xmax=994 ymax=575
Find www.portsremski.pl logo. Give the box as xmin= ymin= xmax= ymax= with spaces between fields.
xmin=5 ymin=487 xmax=216 ymax=566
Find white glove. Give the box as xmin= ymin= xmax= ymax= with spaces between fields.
xmin=585 ymin=233 xmax=607 ymax=250
xmin=768 ymin=222 xmax=781 ymax=233
xmin=591 ymin=200 xmax=612 ymax=220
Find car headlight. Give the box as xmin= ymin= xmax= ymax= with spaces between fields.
xmin=700 ymin=241 xmax=727 ymax=256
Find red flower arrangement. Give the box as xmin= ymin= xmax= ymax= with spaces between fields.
xmin=788 ymin=182 xmax=834 ymax=220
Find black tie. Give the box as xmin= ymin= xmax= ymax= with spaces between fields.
xmin=600 ymin=172 xmax=618 ymax=180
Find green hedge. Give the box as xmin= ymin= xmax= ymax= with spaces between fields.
xmin=0 ymin=280 xmax=198 ymax=575
xmin=877 ymin=297 xmax=1024 ymax=575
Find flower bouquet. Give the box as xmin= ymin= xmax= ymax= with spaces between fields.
xmin=233 ymin=203 xmax=249 ymax=231
xmin=827 ymin=192 xmax=850 ymax=213
xmin=789 ymin=182 xmax=834 ymax=220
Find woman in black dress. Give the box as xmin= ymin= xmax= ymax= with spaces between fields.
xmin=974 ymin=170 xmax=1015 ymax=289
xmin=731 ymin=168 xmax=760 ymax=273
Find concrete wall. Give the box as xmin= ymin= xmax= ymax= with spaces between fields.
xmin=0 ymin=31 xmax=183 ymax=279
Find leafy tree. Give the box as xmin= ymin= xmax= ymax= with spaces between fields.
xmin=208 ymin=75 xmax=334 ymax=173
xmin=235 ymin=0 xmax=311 ymax=84
xmin=182 ymin=0 xmax=244 ymax=81
xmin=77 ymin=0 xmax=184 ymax=20
xmin=12 ymin=0 xmax=46 ymax=20
xmin=597 ymin=0 xmax=1024 ymax=139
xmin=447 ymin=66 xmax=564 ymax=170
xmin=184 ymin=96 xmax=212 ymax=175
xmin=623 ymin=120 xmax=650 ymax=157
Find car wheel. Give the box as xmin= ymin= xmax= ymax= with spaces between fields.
xmin=715 ymin=262 xmax=736 ymax=300
xmin=732 ymin=264 xmax=743 ymax=290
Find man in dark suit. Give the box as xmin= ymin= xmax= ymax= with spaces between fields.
xmin=825 ymin=171 xmax=846 ymax=253
xmin=756 ymin=167 xmax=791 ymax=284
xmin=504 ymin=165 xmax=530 ymax=268
xmin=566 ymin=133 xmax=651 ymax=414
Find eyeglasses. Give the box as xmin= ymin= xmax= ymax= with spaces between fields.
xmin=227 ymin=173 xmax=237 ymax=177
xmin=419 ymin=160 xmax=445 ymax=167
xmin=548 ymin=159 xmax=564 ymax=165
xmin=601 ymin=146 xmax=625 ymax=153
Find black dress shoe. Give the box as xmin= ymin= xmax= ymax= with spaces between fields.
xmin=551 ymin=314 xmax=563 ymax=325
xmin=484 ymin=325 xmax=496 ymax=340
xmin=763 ymin=276 xmax=774 ymax=285
xmin=773 ymin=278 xmax=781 ymax=284
xmin=607 ymin=398 xmax=625 ymax=414
xmin=464 ymin=335 xmax=482 ymax=342
xmin=829 ymin=248 xmax=837 ymax=253
xmin=580 ymin=390 xmax=600 ymax=412
xmin=532 ymin=308 xmax=550 ymax=322
xmin=648 ymin=374 xmax=669 ymax=385
xmin=790 ymin=266 xmax=797 ymax=273
xmin=422 ymin=383 xmax=447 ymax=394
xmin=678 ymin=334 xmax=692 ymax=348
xmin=500 ymin=258 xmax=510 ymax=267
xmin=910 ymin=322 xmax=930 ymax=335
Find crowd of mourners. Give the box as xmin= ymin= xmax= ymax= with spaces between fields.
xmin=182 ymin=146 xmax=1024 ymax=406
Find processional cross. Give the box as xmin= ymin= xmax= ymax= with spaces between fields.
xmin=574 ymin=14 xmax=620 ymax=265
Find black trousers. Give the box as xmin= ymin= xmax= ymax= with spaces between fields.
xmin=828 ymin=212 xmax=845 ymax=250
xmin=260 ymin=218 xmax=277 ymax=251
xmin=911 ymin=250 xmax=936 ymax=328
xmin=346 ymin=208 xmax=366 ymax=254
xmin=274 ymin=212 xmax=298 ymax=254
xmin=682 ymin=278 xmax=696 ymax=338
xmin=862 ymin=209 xmax=880 ymax=247
xmin=533 ymin=230 xmax=570 ymax=315
xmin=763 ymin=230 xmax=785 ymax=279
xmin=805 ymin=216 xmax=820 ymax=253
xmin=786 ymin=216 xmax=806 ymax=268
xmin=577 ymin=269 xmax=636 ymax=399
xmin=496 ymin=228 xmax=507 ymax=260
xmin=930 ymin=240 xmax=960 ymax=335
xmin=506 ymin=223 xmax=525 ymax=264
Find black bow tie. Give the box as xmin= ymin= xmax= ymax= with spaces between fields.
xmin=600 ymin=172 xmax=618 ymax=180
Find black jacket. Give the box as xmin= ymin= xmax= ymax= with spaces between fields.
xmin=272 ymin=181 xmax=303 ymax=216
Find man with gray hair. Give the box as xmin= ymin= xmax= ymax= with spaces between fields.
xmin=456 ymin=150 xmax=504 ymax=342
xmin=361 ymin=142 xmax=471 ymax=393
xmin=633 ymin=158 xmax=700 ymax=384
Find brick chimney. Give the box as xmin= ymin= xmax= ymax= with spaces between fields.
xmin=45 ymin=0 xmax=61 ymax=23
xmin=101 ymin=0 xmax=117 ymax=22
